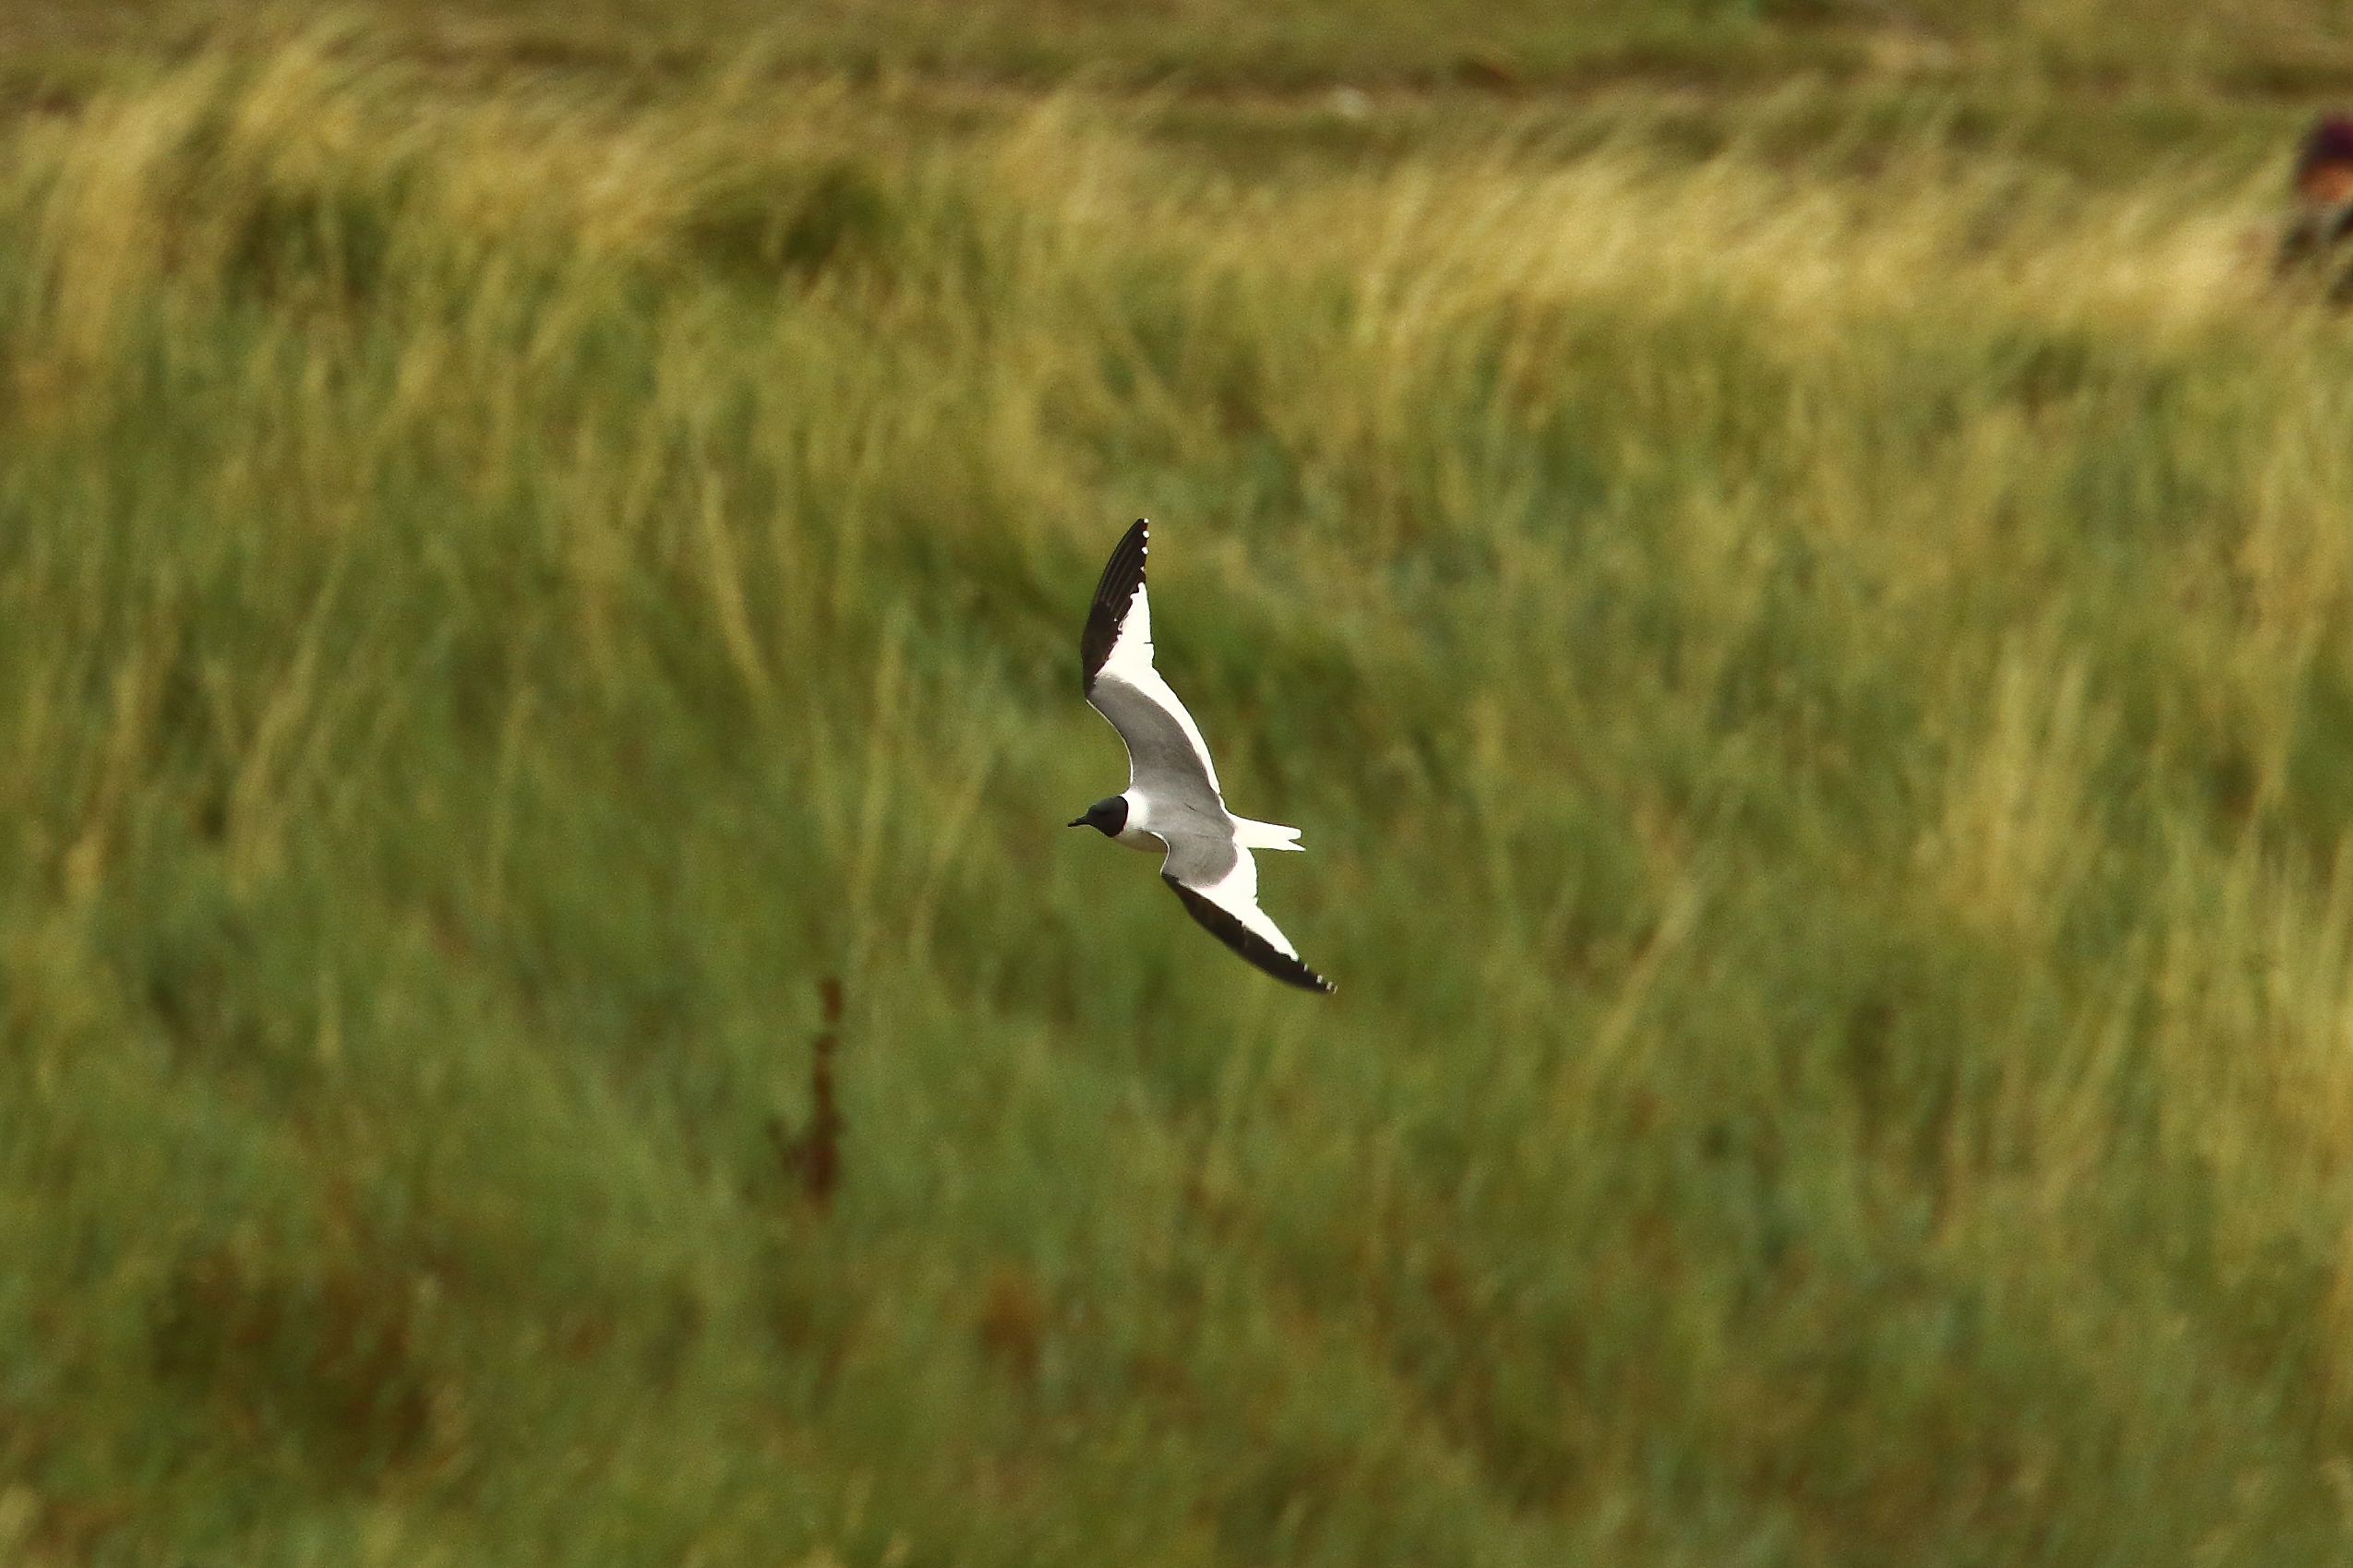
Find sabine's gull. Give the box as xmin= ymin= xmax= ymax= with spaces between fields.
xmin=1067 ymin=519 xmax=1335 ymax=993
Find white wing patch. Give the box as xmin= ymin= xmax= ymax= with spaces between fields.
xmin=1179 ymin=848 xmax=1302 ymax=960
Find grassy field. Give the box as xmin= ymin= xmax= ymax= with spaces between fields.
xmin=9 ymin=7 xmax=2353 ymax=1565
xmin=7 ymin=0 xmax=2353 ymax=94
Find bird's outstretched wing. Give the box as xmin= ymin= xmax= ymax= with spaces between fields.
xmin=1079 ymin=519 xmax=1224 ymax=807
xmin=1081 ymin=517 xmax=1149 ymax=689
xmin=1161 ymin=862 xmax=1335 ymax=994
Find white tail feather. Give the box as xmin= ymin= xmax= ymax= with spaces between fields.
xmin=1232 ymin=816 xmax=1304 ymax=851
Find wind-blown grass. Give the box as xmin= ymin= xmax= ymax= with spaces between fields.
xmin=6 ymin=27 xmax=2353 ymax=1566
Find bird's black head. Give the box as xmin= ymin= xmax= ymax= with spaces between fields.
xmin=1068 ymin=796 xmax=1129 ymax=837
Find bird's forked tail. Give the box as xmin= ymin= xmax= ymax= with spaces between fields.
xmin=1232 ymin=815 xmax=1304 ymax=851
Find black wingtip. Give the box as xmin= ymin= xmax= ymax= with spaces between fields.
xmin=1080 ymin=519 xmax=1149 ymax=688
xmin=1163 ymin=874 xmax=1335 ymax=994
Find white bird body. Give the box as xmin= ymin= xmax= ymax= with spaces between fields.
xmin=1107 ymin=792 xmax=1302 ymax=855
xmin=1068 ymin=518 xmax=1332 ymax=993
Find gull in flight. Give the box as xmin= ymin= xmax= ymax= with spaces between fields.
xmin=1066 ymin=519 xmax=1334 ymax=993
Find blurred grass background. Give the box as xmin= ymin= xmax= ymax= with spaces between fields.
xmin=8 ymin=3 xmax=2353 ymax=1564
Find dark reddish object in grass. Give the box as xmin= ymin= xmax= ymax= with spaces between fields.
xmin=771 ymin=977 xmax=846 ymax=1210
xmin=2297 ymin=114 xmax=2353 ymax=178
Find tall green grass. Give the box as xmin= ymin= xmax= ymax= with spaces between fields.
xmin=16 ymin=0 xmax=2353 ymax=96
xmin=6 ymin=29 xmax=2353 ymax=1566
